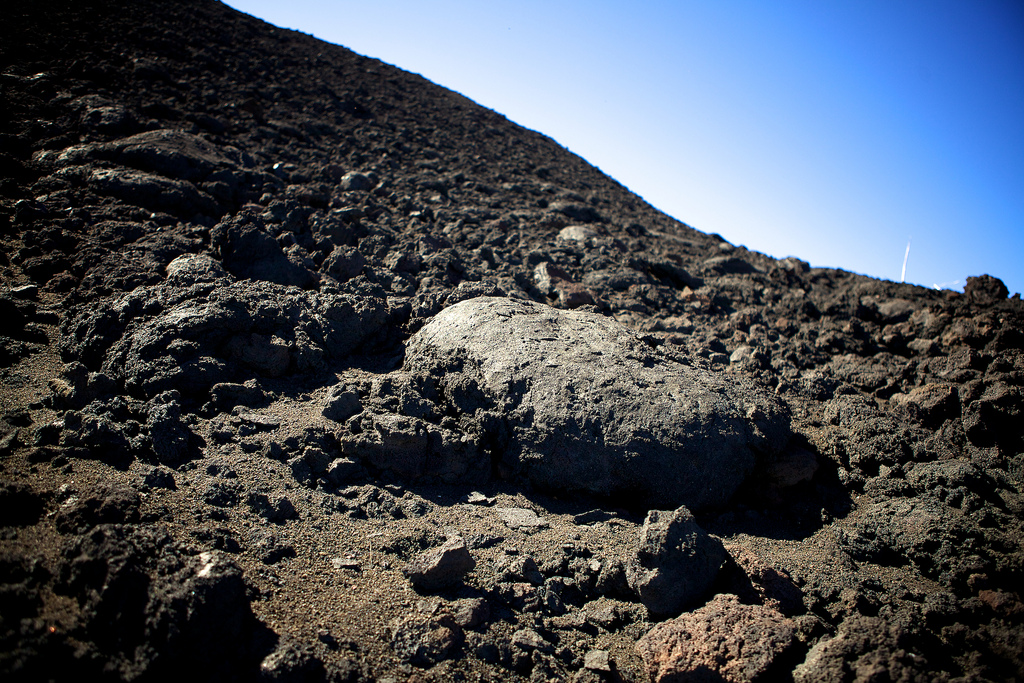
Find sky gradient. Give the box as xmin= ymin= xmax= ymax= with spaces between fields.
xmin=225 ymin=0 xmax=1024 ymax=296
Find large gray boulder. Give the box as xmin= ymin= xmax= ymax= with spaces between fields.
xmin=404 ymin=297 xmax=789 ymax=510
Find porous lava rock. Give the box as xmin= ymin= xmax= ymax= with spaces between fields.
xmin=59 ymin=274 xmax=388 ymax=400
xmin=793 ymin=614 xmax=943 ymax=683
xmin=636 ymin=593 xmax=795 ymax=683
xmin=404 ymin=296 xmax=791 ymax=509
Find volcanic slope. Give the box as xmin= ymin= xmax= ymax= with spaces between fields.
xmin=2 ymin=1 xmax=1023 ymax=681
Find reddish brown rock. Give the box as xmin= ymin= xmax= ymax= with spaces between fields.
xmin=402 ymin=536 xmax=476 ymax=591
xmin=636 ymin=593 xmax=795 ymax=683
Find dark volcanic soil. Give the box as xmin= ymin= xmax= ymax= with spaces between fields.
xmin=2 ymin=1 xmax=1023 ymax=681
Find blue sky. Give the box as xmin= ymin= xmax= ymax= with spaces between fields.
xmin=225 ymin=0 xmax=1024 ymax=296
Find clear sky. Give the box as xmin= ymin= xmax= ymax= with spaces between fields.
xmin=224 ymin=0 xmax=1024 ymax=296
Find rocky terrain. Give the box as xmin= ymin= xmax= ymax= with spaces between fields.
xmin=1 ymin=1 xmax=1022 ymax=681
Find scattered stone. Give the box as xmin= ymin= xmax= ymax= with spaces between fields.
xmin=452 ymin=597 xmax=490 ymax=629
xmin=322 ymin=384 xmax=361 ymax=422
xmin=338 ymin=412 xmax=483 ymax=483
xmin=729 ymin=344 xmax=756 ymax=364
xmin=501 ymin=555 xmax=544 ymax=585
xmin=339 ymin=171 xmax=373 ymax=191
xmin=10 ymin=284 xmax=39 ymax=300
xmin=793 ymin=615 xmax=939 ymax=683
xmin=637 ymin=593 xmax=794 ymax=683
xmin=331 ymin=557 xmax=361 ymax=571
xmin=498 ymin=507 xmax=549 ymax=531
xmin=203 ymin=481 xmax=241 ymax=508
xmin=146 ymin=399 xmax=194 ymax=466
xmin=57 ymin=526 xmax=264 ymax=679
xmin=549 ymin=200 xmax=601 ymax=223
xmin=466 ymin=491 xmax=495 ymax=506
xmin=464 ymin=533 xmax=504 ymax=550
xmin=511 ymin=628 xmax=553 ymax=653
xmin=964 ymin=274 xmax=1008 ymax=305
xmin=890 ymin=383 xmax=960 ymax=427
xmin=558 ymin=225 xmax=599 ymax=243
xmin=323 ymin=245 xmax=366 ymax=281
xmin=585 ymin=599 xmax=622 ymax=630
xmin=595 ymin=558 xmax=631 ymax=597
xmin=626 ymin=506 xmax=727 ymax=616
xmin=582 ymin=267 xmax=650 ymax=292
xmin=584 ymin=649 xmax=611 ymax=672
xmin=390 ymin=606 xmax=463 ymax=667
xmin=259 ymin=636 xmax=326 ymax=682
xmin=961 ymin=380 xmax=1023 ymax=449
xmin=907 ymin=337 xmax=940 ymax=356
xmin=324 ymin=457 xmax=363 ymax=486
xmin=165 ymin=253 xmax=230 ymax=284
xmin=237 ymin=412 xmax=281 ymax=432
xmin=402 ymin=536 xmax=475 ymax=591
xmin=210 ymin=380 xmax=266 ymax=410
xmin=246 ymin=492 xmax=298 ymax=523
xmin=874 ymin=298 xmax=917 ymax=323
xmin=61 ymin=273 xmax=387 ymax=404
xmin=227 ymin=333 xmax=291 ymax=377
xmin=54 ymin=484 xmax=141 ymax=533
xmin=702 ymin=255 xmax=758 ymax=275
xmin=212 ymin=211 xmax=314 ymax=287
xmin=88 ymin=167 xmax=219 ymax=217
xmin=978 ymin=590 xmax=1024 ymax=617
xmin=142 ymin=466 xmax=177 ymax=491
xmin=253 ymin=533 xmax=296 ymax=564
xmin=534 ymin=262 xmax=595 ymax=308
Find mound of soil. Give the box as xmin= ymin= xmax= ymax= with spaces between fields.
xmin=2 ymin=1 xmax=1022 ymax=681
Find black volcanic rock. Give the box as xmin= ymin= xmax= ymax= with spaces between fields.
xmin=626 ymin=506 xmax=727 ymax=616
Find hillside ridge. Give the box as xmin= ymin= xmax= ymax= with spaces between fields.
xmin=1 ymin=1 xmax=1022 ymax=681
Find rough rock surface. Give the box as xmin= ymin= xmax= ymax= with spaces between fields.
xmin=1 ymin=0 xmax=1023 ymax=681
xmin=793 ymin=614 xmax=945 ymax=683
xmin=404 ymin=297 xmax=790 ymax=509
xmin=626 ymin=506 xmax=727 ymax=616
xmin=636 ymin=593 xmax=795 ymax=683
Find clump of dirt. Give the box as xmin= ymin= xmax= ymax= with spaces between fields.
xmin=1 ymin=1 xmax=1022 ymax=681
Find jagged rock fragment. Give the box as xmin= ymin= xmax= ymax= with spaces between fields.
xmin=626 ymin=506 xmax=726 ymax=616
xmin=402 ymin=537 xmax=475 ymax=591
